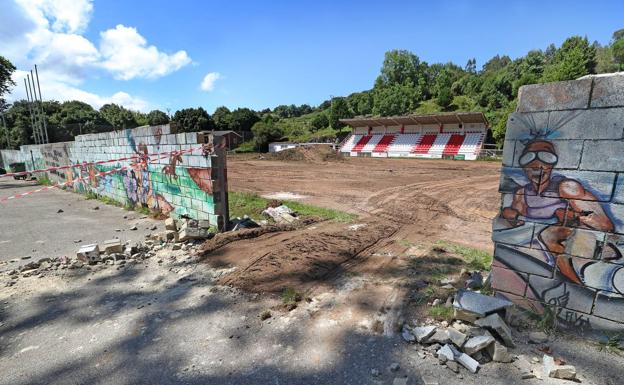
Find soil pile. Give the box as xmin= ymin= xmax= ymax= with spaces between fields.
xmin=266 ymin=145 xmax=343 ymax=163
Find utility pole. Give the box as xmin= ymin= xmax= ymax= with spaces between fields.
xmin=24 ymin=78 xmax=40 ymax=145
xmin=34 ymin=65 xmax=49 ymax=143
xmin=27 ymin=73 xmax=44 ymax=144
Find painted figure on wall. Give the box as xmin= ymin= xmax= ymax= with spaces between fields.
xmin=496 ymin=113 xmax=624 ymax=310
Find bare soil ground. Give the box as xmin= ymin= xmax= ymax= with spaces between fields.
xmin=201 ymin=154 xmax=501 ymax=296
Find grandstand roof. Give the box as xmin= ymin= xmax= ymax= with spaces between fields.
xmin=339 ymin=112 xmax=488 ymax=128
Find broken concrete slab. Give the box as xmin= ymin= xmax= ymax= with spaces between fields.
xmin=165 ymin=217 xmax=177 ymax=231
xmin=413 ymin=325 xmax=436 ymax=343
xmin=449 ymin=344 xmax=480 ymax=373
xmin=77 ymin=244 xmax=100 ymax=264
xmin=475 ymin=313 xmax=515 ymax=347
xmin=446 ymin=361 xmax=460 ymax=373
xmin=421 ymin=376 xmax=439 ymax=385
xmin=463 ymin=335 xmax=495 ymax=355
xmin=453 ymin=289 xmax=513 ymax=318
xmin=102 ymin=239 xmax=123 ymax=254
xmin=528 ymin=331 xmax=549 ymax=344
xmin=436 ymin=344 xmax=455 ymax=362
xmin=425 ymin=328 xmax=451 ymax=344
xmin=487 ymin=341 xmax=513 ymax=363
xmin=402 ymin=326 xmax=416 ymax=343
xmin=543 ymin=355 xmax=576 ymax=380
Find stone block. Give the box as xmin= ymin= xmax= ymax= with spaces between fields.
xmin=590 ymin=73 xmax=624 ymax=108
xmin=487 ymin=341 xmax=513 ymax=363
xmin=505 ymin=108 xmax=624 ymax=140
xmin=517 ymin=78 xmax=592 ymax=112
xmin=449 ymin=345 xmax=480 ymax=373
xmin=102 ymin=239 xmax=123 ymax=254
xmin=436 ymin=344 xmax=455 ymax=361
xmin=412 ymin=325 xmax=436 ymax=343
xmin=425 ymin=329 xmax=451 ymax=345
xmin=580 ymin=140 xmax=624 ymax=171
xmin=77 ymin=244 xmax=100 ymax=264
xmin=494 ymin=243 xmax=554 ymax=278
xmin=198 ymin=219 xmax=211 ymax=229
xmin=527 ymin=274 xmax=595 ymax=314
xmin=447 ymin=328 xmax=468 ymax=347
xmin=543 ymin=354 xmax=576 ymax=380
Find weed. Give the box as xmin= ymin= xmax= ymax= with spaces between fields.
xmin=433 ymin=240 xmax=492 ymax=271
xmin=84 ymin=190 xmax=98 ymax=200
xmin=398 ymin=239 xmax=415 ymax=248
xmin=260 ymin=310 xmax=272 ymax=320
xmin=281 ymin=287 xmax=302 ymax=305
xmin=428 ymin=304 xmax=454 ymax=321
xmin=535 ymin=305 xmax=558 ymax=334
xmin=598 ymin=333 xmax=624 ymax=355
xmin=136 ymin=206 xmax=152 ymax=216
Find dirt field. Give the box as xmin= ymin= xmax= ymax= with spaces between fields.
xmin=199 ymin=152 xmax=502 ymax=298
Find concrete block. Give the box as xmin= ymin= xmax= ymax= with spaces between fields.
xmin=77 ymin=244 xmax=100 ymax=264
xmin=102 ymin=239 xmax=123 ymax=254
xmin=490 ymin=265 xmax=527 ymax=296
xmin=487 ymin=341 xmax=513 ymax=363
xmin=580 ymin=140 xmax=624 ymax=171
xmin=532 ymin=225 xmax=605 ymax=259
xmin=543 ymin=354 xmax=576 ymax=380
xmin=506 ymin=108 xmax=624 ymax=140
xmin=491 ymin=218 xmax=536 ymax=247
xmin=198 ymin=219 xmax=211 ymax=229
xmin=510 ymin=139 xmax=583 ymax=169
xmin=590 ymin=73 xmax=624 ymax=108
xmin=449 ymin=345 xmax=480 ymax=373
xmin=436 ymin=344 xmax=455 ymax=362
xmin=453 ymin=289 xmax=514 ymax=318
xmin=528 ymin=274 xmax=595 ymax=314
xmin=517 ymin=78 xmax=592 ymax=112
xmin=425 ymin=329 xmax=451 ymax=345
xmin=412 ymin=325 xmax=436 ymax=343
xmin=493 ymin=243 xmax=554 ymax=278
xmin=574 ymin=258 xmax=624 ymax=295
xmin=447 ymin=328 xmax=468 ymax=348
xmin=501 ymin=140 xmax=516 ymax=167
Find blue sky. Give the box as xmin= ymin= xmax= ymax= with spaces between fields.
xmin=2 ymin=0 xmax=623 ymax=114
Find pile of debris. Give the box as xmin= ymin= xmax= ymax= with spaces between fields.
xmin=151 ymin=217 xmax=214 ymax=242
xmin=403 ymin=289 xmax=577 ymax=381
xmin=262 ymin=204 xmax=298 ymax=224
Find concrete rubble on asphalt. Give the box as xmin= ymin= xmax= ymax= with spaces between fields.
xmin=543 ymin=355 xmax=577 ymax=380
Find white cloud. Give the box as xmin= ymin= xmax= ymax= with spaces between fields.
xmin=200 ymin=72 xmax=221 ymax=92
xmin=99 ymin=24 xmax=191 ymax=80
xmin=9 ymin=70 xmax=150 ymax=112
xmin=1 ymin=0 xmax=190 ymax=111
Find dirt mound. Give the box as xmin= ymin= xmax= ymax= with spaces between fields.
xmin=215 ymin=220 xmax=398 ymax=293
xmin=266 ymin=145 xmax=343 ymax=163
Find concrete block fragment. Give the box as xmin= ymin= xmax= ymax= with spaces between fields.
xmin=493 ymin=244 xmax=554 ymax=278
xmin=447 ymin=327 xmax=468 ymax=348
xmin=453 ymin=289 xmax=513 ymax=318
xmin=198 ymin=219 xmax=211 ymax=229
xmin=449 ymin=344 xmax=480 ymax=373
xmin=102 ymin=239 xmax=122 ymax=254
xmin=475 ymin=313 xmax=515 ymax=347
xmin=436 ymin=344 xmax=455 ymax=362
xmin=77 ymin=244 xmax=100 ymax=264
xmin=401 ymin=326 xmax=416 ymax=343
xmin=462 ymin=335 xmax=495 ymax=355
xmin=543 ymin=355 xmax=576 ymax=380
xmin=165 ymin=217 xmax=177 ymax=231
xmin=590 ymin=73 xmax=624 ymax=108
xmin=487 ymin=341 xmax=513 ymax=363
xmin=412 ymin=325 xmax=436 ymax=343
xmin=425 ymin=329 xmax=451 ymax=345
xmin=421 ymin=377 xmax=439 ymax=385
xmin=517 ymin=78 xmax=592 ymax=112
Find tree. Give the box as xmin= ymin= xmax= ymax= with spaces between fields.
xmin=542 ymin=36 xmax=596 ymax=82
xmin=100 ymin=104 xmax=139 ymax=129
xmin=375 ymin=50 xmax=428 ymax=91
xmin=613 ymin=39 xmax=624 ymax=70
xmin=146 ymin=110 xmax=170 ymax=125
xmin=251 ymin=120 xmax=284 ymax=151
xmin=212 ymin=106 xmax=232 ymax=131
xmin=612 ymin=28 xmax=624 ymax=43
xmin=346 ymin=91 xmax=373 ymax=116
xmin=229 ymin=108 xmax=260 ymax=132
xmin=49 ymin=100 xmax=109 ymax=141
xmin=372 ymin=84 xmax=419 ymax=116
xmin=0 ymin=56 xmax=16 ymax=110
xmin=328 ymin=97 xmax=352 ymax=128
xmin=310 ymin=113 xmax=329 ymax=131
xmin=172 ymin=107 xmax=215 ymax=132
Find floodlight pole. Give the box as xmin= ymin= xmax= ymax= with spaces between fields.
xmin=34 ymin=65 xmax=49 ymax=143
xmin=24 ymin=78 xmax=40 ymax=145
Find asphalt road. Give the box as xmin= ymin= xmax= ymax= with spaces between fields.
xmin=0 ymin=177 xmax=160 ymax=266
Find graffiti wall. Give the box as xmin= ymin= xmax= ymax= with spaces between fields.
xmin=1 ymin=123 xmax=229 ymax=230
xmin=492 ymin=74 xmax=624 ymax=334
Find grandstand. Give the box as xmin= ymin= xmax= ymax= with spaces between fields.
xmin=339 ymin=112 xmax=489 ymax=160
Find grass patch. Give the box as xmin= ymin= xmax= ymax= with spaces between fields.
xmin=260 ymin=310 xmax=272 ymax=320
xmin=428 ymin=304 xmax=454 ymax=321
xmin=228 ymin=191 xmax=356 ymax=222
xmin=36 ymin=174 xmax=52 ymax=186
xmin=433 ymin=240 xmax=492 ymax=271
xmin=281 ymin=287 xmax=302 ymax=305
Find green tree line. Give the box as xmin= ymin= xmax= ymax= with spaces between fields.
xmin=1 ymin=29 xmax=623 ymax=151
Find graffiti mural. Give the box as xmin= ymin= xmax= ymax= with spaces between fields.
xmin=493 ymin=76 xmax=624 ymax=334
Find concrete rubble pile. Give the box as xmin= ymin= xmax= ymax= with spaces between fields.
xmin=402 ymin=289 xmax=577 ymax=381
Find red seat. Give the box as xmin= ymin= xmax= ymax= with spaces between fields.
xmin=442 ymin=134 xmax=465 ymax=155
xmin=352 ymin=135 xmax=372 ymax=152
xmin=412 ymin=134 xmax=437 ymax=154
xmin=373 ymin=135 xmax=395 ymax=152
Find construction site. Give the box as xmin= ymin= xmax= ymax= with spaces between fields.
xmin=1 ymin=74 xmax=624 ymax=385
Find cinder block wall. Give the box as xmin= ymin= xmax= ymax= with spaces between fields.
xmin=492 ymin=73 xmax=624 ymax=334
xmin=1 ymin=124 xmax=229 ymax=231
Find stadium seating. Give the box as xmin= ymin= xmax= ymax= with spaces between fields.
xmin=340 ymin=131 xmax=485 ymax=160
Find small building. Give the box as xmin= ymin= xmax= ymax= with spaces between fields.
xmin=268 ymin=142 xmax=298 ymax=153
xmin=211 ymin=130 xmax=242 ymax=150
xmin=339 ymin=112 xmax=489 ymax=160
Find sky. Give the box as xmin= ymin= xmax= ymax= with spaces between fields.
xmin=1 ymin=0 xmax=623 ymax=114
